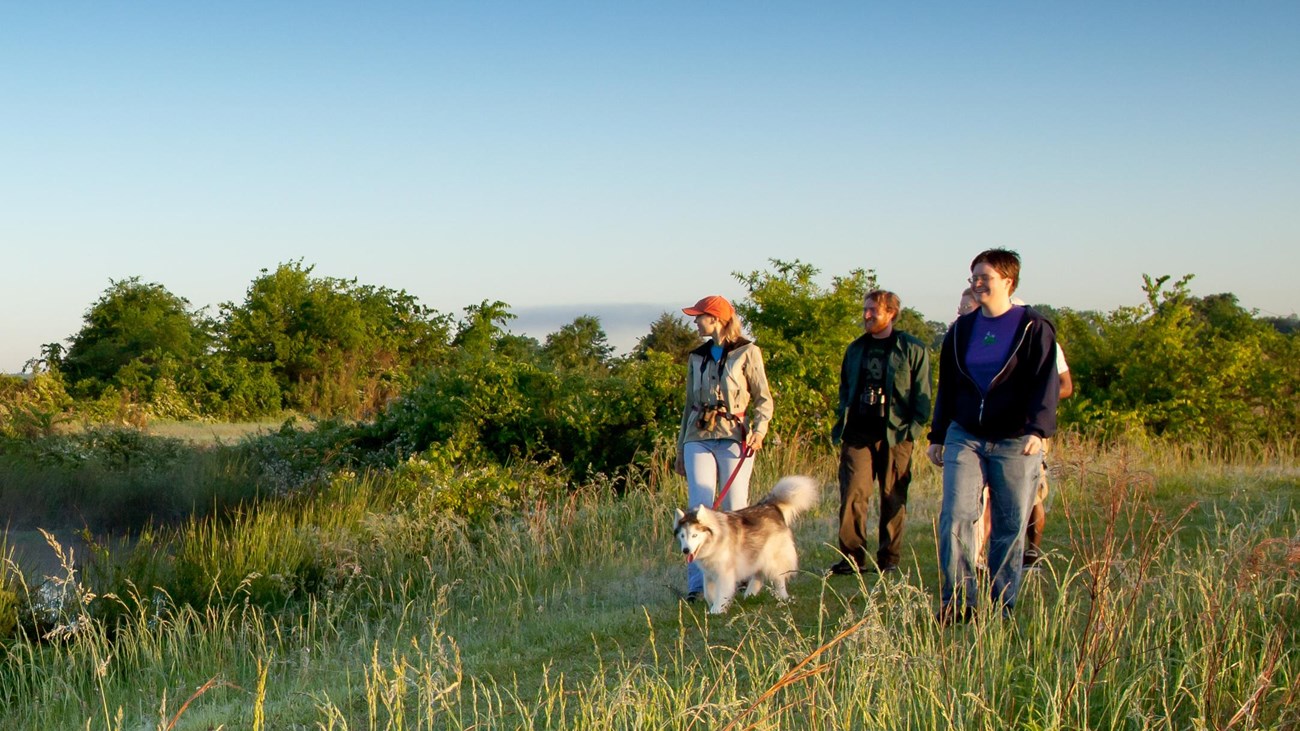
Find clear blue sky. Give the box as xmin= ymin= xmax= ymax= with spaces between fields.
xmin=3 ymin=1 xmax=1297 ymax=371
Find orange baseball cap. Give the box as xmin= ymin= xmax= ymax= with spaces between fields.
xmin=683 ymin=295 xmax=734 ymax=321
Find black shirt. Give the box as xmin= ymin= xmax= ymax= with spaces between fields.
xmin=842 ymin=333 xmax=894 ymax=445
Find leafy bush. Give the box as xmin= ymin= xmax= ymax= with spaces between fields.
xmin=370 ymin=347 xmax=681 ymax=483
xmin=221 ymin=261 xmax=453 ymax=417
xmin=1057 ymin=275 xmax=1300 ymax=442
xmin=0 ymin=372 xmax=73 ymax=439
xmin=4 ymin=426 xmax=187 ymax=471
xmin=735 ymin=259 xmax=876 ymax=440
xmin=0 ymin=427 xmax=260 ymax=531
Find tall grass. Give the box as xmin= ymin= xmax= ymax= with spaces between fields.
xmin=0 ymin=436 xmax=1296 ymax=729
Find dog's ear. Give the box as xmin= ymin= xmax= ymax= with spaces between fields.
xmin=694 ymin=506 xmax=716 ymax=529
xmin=674 ymin=508 xmax=685 ymax=522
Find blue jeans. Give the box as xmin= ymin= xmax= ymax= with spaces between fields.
xmin=683 ymin=439 xmax=753 ymax=593
xmin=938 ymin=423 xmax=1042 ymax=612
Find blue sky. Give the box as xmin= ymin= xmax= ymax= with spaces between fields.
xmin=3 ymin=2 xmax=1297 ymax=371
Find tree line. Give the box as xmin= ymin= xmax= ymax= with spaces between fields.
xmin=2 ymin=260 xmax=1296 ymax=477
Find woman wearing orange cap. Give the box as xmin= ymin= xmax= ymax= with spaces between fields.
xmin=675 ymin=295 xmax=774 ymax=602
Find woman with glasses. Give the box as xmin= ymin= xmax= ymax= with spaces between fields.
xmin=926 ymin=249 xmax=1060 ymax=625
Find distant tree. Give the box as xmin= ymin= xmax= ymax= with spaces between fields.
xmin=222 ymin=261 xmax=452 ymax=416
xmin=632 ymin=312 xmax=699 ymax=364
xmin=893 ymin=307 xmax=944 ymax=351
xmin=31 ymin=342 xmax=66 ymax=374
xmin=542 ymin=315 xmax=614 ymax=373
xmin=452 ymin=300 xmax=516 ymax=355
xmin=1262 ymin=314 xmax=1300 ymax=335
xmin=1193 ymin=293 xmax=1257 ymax=332
xmin=495 ymin=333 xmax=543 ymax=361
xmin=61 ymin=277 xmax=213 ymax=406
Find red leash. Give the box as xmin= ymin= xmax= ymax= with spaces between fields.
xmin=712 ymin=423 xmax=755 ymax=510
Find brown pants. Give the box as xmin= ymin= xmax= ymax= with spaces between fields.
xmin=837 ymin=440 xmax=914 ymax=569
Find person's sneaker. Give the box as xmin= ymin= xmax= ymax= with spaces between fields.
xmin=826 ymin=560 xmax=863 ymax=576
xmin=1022 ymin=550 xmax=1043 ymax=570
xmin=683 ymin=590 xmax=702 ymax=603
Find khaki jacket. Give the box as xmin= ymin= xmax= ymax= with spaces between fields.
xmin=677 ymin=339 xmax=774 ymax=450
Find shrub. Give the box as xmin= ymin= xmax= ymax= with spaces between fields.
xmin=0 ymin=372 xmax=73 ymax=439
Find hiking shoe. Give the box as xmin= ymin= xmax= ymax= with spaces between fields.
xmin=826 ymin=560 xmax=863 ymax=576
xmin=683 ymin=591 xmax=702 ymax=604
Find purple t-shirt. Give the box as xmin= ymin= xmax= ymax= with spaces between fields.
xmin=964 ymin=306 xmax=1024 ymax=393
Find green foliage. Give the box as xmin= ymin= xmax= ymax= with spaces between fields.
xmin=451 ymin=299 xmax=515 ymax=355
xmin=370 ymin=345 xmax=681 ymax=482
xmin=0 ymin=372 xmax=73 ymax=439
xmin=542 ymin=315 xmax=614 ymax=373
xmin=23 ymin=258 xmax=1300 ymax=462
xmin=221 ymin=261 xmax=452 ymax=417
xmin=1262 ymin=313 xmax=1300 ymax=334
xmin=632 ymin=311 xmax=700 ymax=364
xmin=191 ymin=353 xmax=283 ymax=420
xmin=0 ymin=544 xmax=16 ymax=639
xmin=0 ymin=427 xmax=261 ymax=531
xmin=57 ymin=278 xmax=217 ymax=420
xmin=232 ymin=417 xmax=376 ymax=496
xmin=894 ymin=307 xmax=946 ymax=351
xmin=60 ymin=278 xmax=212 ymax=392
xmin=1057 ymin=275 xmax=1300 ymax=441
xmin=391 ymin=451 xmax=568 ymax=526
xmin=734 ymin=259 xmax=877 ymax=439
xmin=5 ymin=425 xmax=187 ymax=471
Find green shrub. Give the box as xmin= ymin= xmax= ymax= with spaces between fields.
xmin=0 ymin=372 xmax=73 ymax=439
xmin=1057 ymin=275 xmax=1300 ymax=442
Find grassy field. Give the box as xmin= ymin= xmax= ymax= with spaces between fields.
xmin=142 ymin=417 xmax=290 ymax=445
xmin=1 ymin=437 xmax=1297 ymax=729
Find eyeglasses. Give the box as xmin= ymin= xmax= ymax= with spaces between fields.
xmin=968 ymin=274 xmax=1004 ymax=286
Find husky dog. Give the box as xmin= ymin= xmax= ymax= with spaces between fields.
xmin=674 ymin=476 xmax=820 ymax=614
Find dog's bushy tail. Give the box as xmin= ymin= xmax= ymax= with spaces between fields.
xmin=763 ymin=475 xmax=820 ymax=525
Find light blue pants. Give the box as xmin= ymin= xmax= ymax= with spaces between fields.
xmin=683 ymin=439 xmax=753 ymax=593
xmin=938 ymin=422 xmax=1042 ymax=612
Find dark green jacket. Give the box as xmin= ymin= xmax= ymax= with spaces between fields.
xmin=831 ymin=330 xmax=932 ymax=446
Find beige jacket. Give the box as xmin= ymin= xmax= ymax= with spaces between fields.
xmin=677 ymin=339 xmax=774 ymax=450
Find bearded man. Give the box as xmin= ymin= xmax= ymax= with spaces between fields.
xmin=827 ymin=290 xmax=933 ymax=575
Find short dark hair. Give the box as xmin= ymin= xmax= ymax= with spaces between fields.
xmin=971 ymin=248 xmax=1021 ymax=293
xmin=865 ymin=289 xmax=901 ymax=317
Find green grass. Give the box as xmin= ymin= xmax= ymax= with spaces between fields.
xmin=143 ymin=417 xmax=288 ymax=446
xmin=1 ymin=438 xmax=1297 ymax=729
